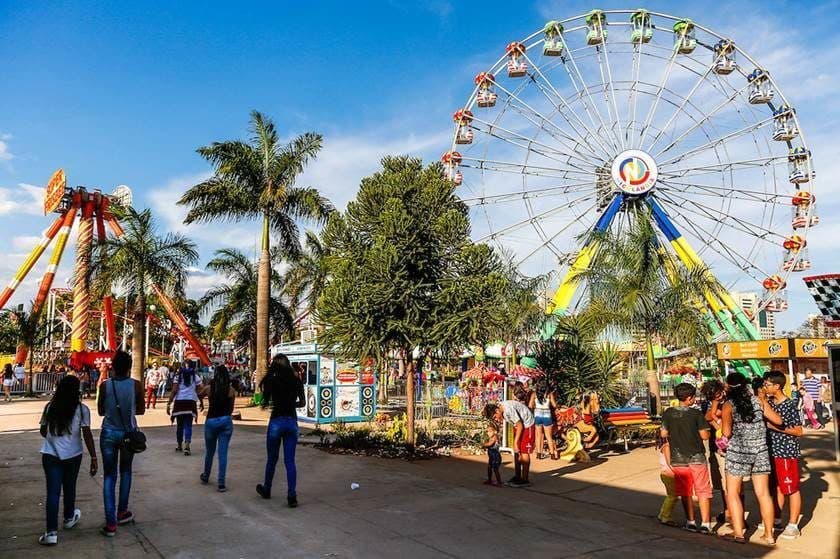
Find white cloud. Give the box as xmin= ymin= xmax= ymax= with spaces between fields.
xmin=0 ymin=133 xmax=12 ymax=163
xmin=12 ymin=235 xmax=40 ymax=251
xmin=0 ymin=183 xmax=45 ymax=215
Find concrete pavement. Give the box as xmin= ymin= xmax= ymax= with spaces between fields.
xmin=1 ymin=398 xmax=837 ymax=558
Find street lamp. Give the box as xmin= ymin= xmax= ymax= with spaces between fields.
xmin=145 ymin=304 xmax=157 ymax=361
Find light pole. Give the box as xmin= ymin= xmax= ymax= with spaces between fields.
xmin=145 ymin=304 xmax=156 ymax=361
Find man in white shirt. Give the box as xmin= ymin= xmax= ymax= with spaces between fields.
xmin=144 ymin=363 xmax=162 ymax=409
xmin=157 ymin=363 xmax=170 ymax=399
xmin=484 ymin=400 xmax=536 ymax=487
xmin=13 ymin=362 xmax=25 ymax=390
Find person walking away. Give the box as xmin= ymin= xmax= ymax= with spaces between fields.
xmin=197 ymin=365 xmax=236 ymax=492
xmin=256 ymin=354 xmax=305 ymax=507
xmin=157 ymin=362 xmax=170 ymax=400
xmin=97 ymin=350 xmax=144 ymax=537
xmin=798 ymin=388 xmax=822 ymax=429
xmin=720 ymin=372 xmax=782 ymax=546
xmin=819 ymin=377 xmax=833 ymax=422
xmin=482 ymin=422 xmax=503 ymax=486
xmin=799 ymin=369 xmax=825 ymax=428
xmin=38 ymin=375 xmax=98 ymax=545
xmin=167 ymin=364 xmax=202 ymax=455
xmin=656 ymin=433 xmax=678 ymax=527
xmin=483 ymin=399 xmax=535 ymax=487
xmin=3 ymin=363 xmax=14 ymax=401
xmin=528 ymin=381 xmax=559 ymax=460
xmin=763 ymin=371 xmax=803 ymax=540
xmin=144 ymin=365 xmax=161 ymax=409
xmin=13 ymin=362 xmax=25 ymax=393
xmin=660 ymin=383 xmax=713 ymax=533
xmin=701 ymin=379 xmax=729 ymax=524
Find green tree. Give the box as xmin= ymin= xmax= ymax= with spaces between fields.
xmin=91 ymin=207 xmax=198 ymax=380
xmin=318 ymin=156 xmax=503 ymax=447
xmin=200 ymin=248 xmax=293 ymax=372
xmin=284 ymin=230 xmax=328 ymax=317
xmin=179 ymin=111 xmax=331 ymax=388
xmin=0 ymin=311 xmax=20 ymax=354
xmin=494 ymin=252 xmax=550 ymax=368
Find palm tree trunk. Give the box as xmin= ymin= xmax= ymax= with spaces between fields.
xmin=131 ymin=293 xmax=146 ymax=381
xmin=255 ymin=213 xmax=271 ymax=391
xmin=645 ymin=333 xmax=661 ymax=415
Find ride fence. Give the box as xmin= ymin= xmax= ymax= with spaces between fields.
xmin=8 ymin=373 xmax=62 ymax=395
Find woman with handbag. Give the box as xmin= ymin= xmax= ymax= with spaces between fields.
xmin=38 ymin=375 xmax=98 ymax=545
xmin=97 ymin=350 xmax=145 ymax=537
xmin=167 ymin=363 xmax=203 ymax=456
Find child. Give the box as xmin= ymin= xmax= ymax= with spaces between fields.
xmin=656 ymin=434 xmax=678 ymax=526
xmin=483 ymin=423 xmax=502 ymax=486
xmin=701 ymin=379 xmax=729 ymax=524
xmin=764 ymin=371 xmax=803 ymax=539
xmin=660 ymin=383 xmax=713 ymax=533
xmin=798 ymin=387 xmax=822 ymax=429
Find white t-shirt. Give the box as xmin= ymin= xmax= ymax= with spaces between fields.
xmin=40 ymin=403 xmax=91 ymax=460
xmin=502 ymin=400 xmax=535 ymax=428
xmin=13 ymin=365 xmax=25 ymax=380
xmin=174 ymin=372 xmax=202 ymax=401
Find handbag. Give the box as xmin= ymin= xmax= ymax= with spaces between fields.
xmin=111 ymin=380 xmax=147 ymax=454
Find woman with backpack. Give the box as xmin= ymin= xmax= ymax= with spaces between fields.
xmin=197 ymin=365 xmax=237 ymax=492
xmin=38 ymin=375 xmax=98 ymax=545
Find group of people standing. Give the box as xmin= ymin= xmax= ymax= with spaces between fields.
xmin=657 ymin=369 xmax=828 ymax=546
xmin=35 ymin=351 xmax=304 ymax=546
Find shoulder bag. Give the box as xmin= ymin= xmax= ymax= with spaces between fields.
xmin=111 ymin=380 xmax=146 ymax=453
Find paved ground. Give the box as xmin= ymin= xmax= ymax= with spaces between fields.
xmin=1 ymin=397 xmax=837 ymax=558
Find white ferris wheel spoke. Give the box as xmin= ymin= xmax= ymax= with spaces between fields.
xmin=625 ymin=25 xmax=650 ymax=148
xmin=659 ymin=154 xmax=788 ymax=178
xmin=657 ymin=178 xmax=789 ymax=204
xmin=461 ymin=180 xmax=596 ymax=206
xmin=636 ymin=41 xmax=685 ymax=149
xmin=595 ymin=39 xmax=626 ymax=150
xmin=477 ymin=191 xmax=596 ymax=242
xmin=657 ymin=114 xmax=777 ymax=167
xmin=515 ymin=203 xmax=598 ymax=266
xmin=461 ymin=156 xmax=597 ymax=180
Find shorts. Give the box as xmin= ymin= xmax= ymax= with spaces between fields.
xmin=671 ymin=464 xmax=713 ymax=499
xmin=487 ymin=448 xmax=502 ymax=468
xmin=3 ymin=379 xmax=14 ymax=387
xmin=725 ymin=446 xmax=771 ymax=477
xmin=534 ymin=414 xmax=553 ymax=427
xmin=771 ymin=457 xmax=800 ymax=495
xmin=518 ymin=425 xmax=535 ymax=454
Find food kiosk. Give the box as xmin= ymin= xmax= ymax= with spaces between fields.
xmin=270 ymin=343 xmax=376 ymax=424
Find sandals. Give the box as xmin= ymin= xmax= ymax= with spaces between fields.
xmin=758 ymin=536 xmax=776 ymax=547
xmin=720 ymin=533 xmax=747 ymax=544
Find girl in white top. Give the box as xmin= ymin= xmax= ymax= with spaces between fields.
xmin=167 ymin=364 xmax=203 ymax=456
xmin=38 ymin=375 xmax=98 ymax=546
xmin=529 ymin=381 xmax=559 ymax=460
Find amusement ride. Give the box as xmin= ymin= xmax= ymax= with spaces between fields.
xmin=444 ymin=9 xmax=818 ymax=375
xmin=0 ymin=171 xmax=209 ymax=370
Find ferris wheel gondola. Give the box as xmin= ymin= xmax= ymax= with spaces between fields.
xmin=445 ymin=8 xmax=818 ymax=363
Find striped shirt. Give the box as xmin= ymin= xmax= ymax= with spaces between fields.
xmin=801 ymin=376 xmax=820 ymax=400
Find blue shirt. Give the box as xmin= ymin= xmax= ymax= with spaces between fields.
xmin=101 ymin=378 xmax=138 ymax=431
xmin=801 ymin=376 xmax=820 ymax=401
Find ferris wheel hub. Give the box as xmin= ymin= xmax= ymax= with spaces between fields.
xmin=611 ymin=149 xmax=658 ymax=196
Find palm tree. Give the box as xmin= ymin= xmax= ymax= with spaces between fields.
xmin=178 ymin=111 xmax=332 ymax=388
xmin=283 ymin=230 xmax=328 ymax=317
xmin=200 ymin=248 xmax=294 ymax=372
xmin=91 ymin=207 xmax=198 ymax=380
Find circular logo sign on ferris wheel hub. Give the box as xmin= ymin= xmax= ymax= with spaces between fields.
xmin=611 ymin=149 xmax=658 ymax=196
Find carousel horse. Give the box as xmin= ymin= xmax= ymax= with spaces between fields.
xmin=553 ymin=407 xmax=590 ymax=461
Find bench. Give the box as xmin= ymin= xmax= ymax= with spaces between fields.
xmin=600 ymin=407 xmax=660 ymax=452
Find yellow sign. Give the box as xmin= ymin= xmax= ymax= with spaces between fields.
xmin=44 ymin=169 xmax=66 ymax=214
xmin=793 ymin=338 xmax=829 ymax=358
xmin=716 ymin=339 xmax=790 ymax=360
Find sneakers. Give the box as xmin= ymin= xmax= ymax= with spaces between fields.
xmin=63 ymin=508 xmax=81 ymax=529
xmin=287 ymin=495 xmax=298 ymax=508
xmin=508 ymin=479 xmax=531 ymax=488
xmin=780 ymin=524 xmax=801 ymax=540
xmin=218 ymin=485 xmax=227 ymax=493
xmin=683 ymin=521 xmax=698 ymax=532
xmin=117 ymin=510 xmax=134 ymax=525
xmin=100 ymin=524 xmax=117 ymax=537
xmin=697 ymin=523 xmax=712 ymax=535
xmin=757 ymin=518 xmax=784 ymax=531
xmin=256 ymin=484 xmax=271 ymax=499
xmin=38 ymin=532 xmax=58 ymax=545
xmin=184 ymin=444 xmax=191 ymax=456
xmin=200 ymin=473 xmax=209 ymax=485
xmin=175 ymin=446 xmax=182 ymax=453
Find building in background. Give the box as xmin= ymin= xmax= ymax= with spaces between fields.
xmin=803 ymin=313 xmax=840 ymax=339
xmin=731 ymin=291 xmax=776 ymax=339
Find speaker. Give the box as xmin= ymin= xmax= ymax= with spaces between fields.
xmin=319 ymin=387 xmax=333 ymax=418
xmin=361 ymin=386 xmax=374 ymax=417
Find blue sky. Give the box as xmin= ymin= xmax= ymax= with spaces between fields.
xmin=1 ymin=0 xmax=839 ymax=332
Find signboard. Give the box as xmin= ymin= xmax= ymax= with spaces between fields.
xmin=43 ymin=169 xmax=66 ymax=214
xmin=793 ymin=338 xmax=830 ymax=358
xmin=716 ymin=339 xmax=790 ymax=360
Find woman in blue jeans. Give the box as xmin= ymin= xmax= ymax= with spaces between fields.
xmin=38 ymin=375 xmax=98 ymax=545
xmin=97 ymin=350 xmax=145 ymax=537
xmin=256 ymin=354 xmax=305 ymax=507
xmin=197 ymin=365 xmax=236 ymax=491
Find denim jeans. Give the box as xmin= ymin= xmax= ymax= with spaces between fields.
xmin=157 ymin=382 xmax=166 ymax=398
xmin=100 ymin=428 xmax=134 ymax=526
xmin=203 ymin=416 xmax=234 ymax=485
xmin=42 ymin=453 xmax=82 ymax=532
xmin=176 ymin=414 xmax=193 ymax=445
xmin=263 ymin=416 xmax=298 ymax=497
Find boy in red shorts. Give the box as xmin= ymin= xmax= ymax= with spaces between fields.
xmin=763 ymin=370 xmax=803 ymax=539
xmin=661 ymin=383 xmax=713 ymax=533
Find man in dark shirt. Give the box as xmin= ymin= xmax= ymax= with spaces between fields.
xmin=661 ymin=383 xmax=712 ymax=533
xmin=256 ymin=354 xmax=305 ymax=507
xmin=764 ymin=371 xmax=803 ymax=540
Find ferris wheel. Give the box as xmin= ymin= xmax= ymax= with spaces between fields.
xmin=444 ymin=8 xmax=818 ymax=352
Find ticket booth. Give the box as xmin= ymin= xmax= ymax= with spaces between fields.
xmin=271 ymin=343 xmax=376 ymax=424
